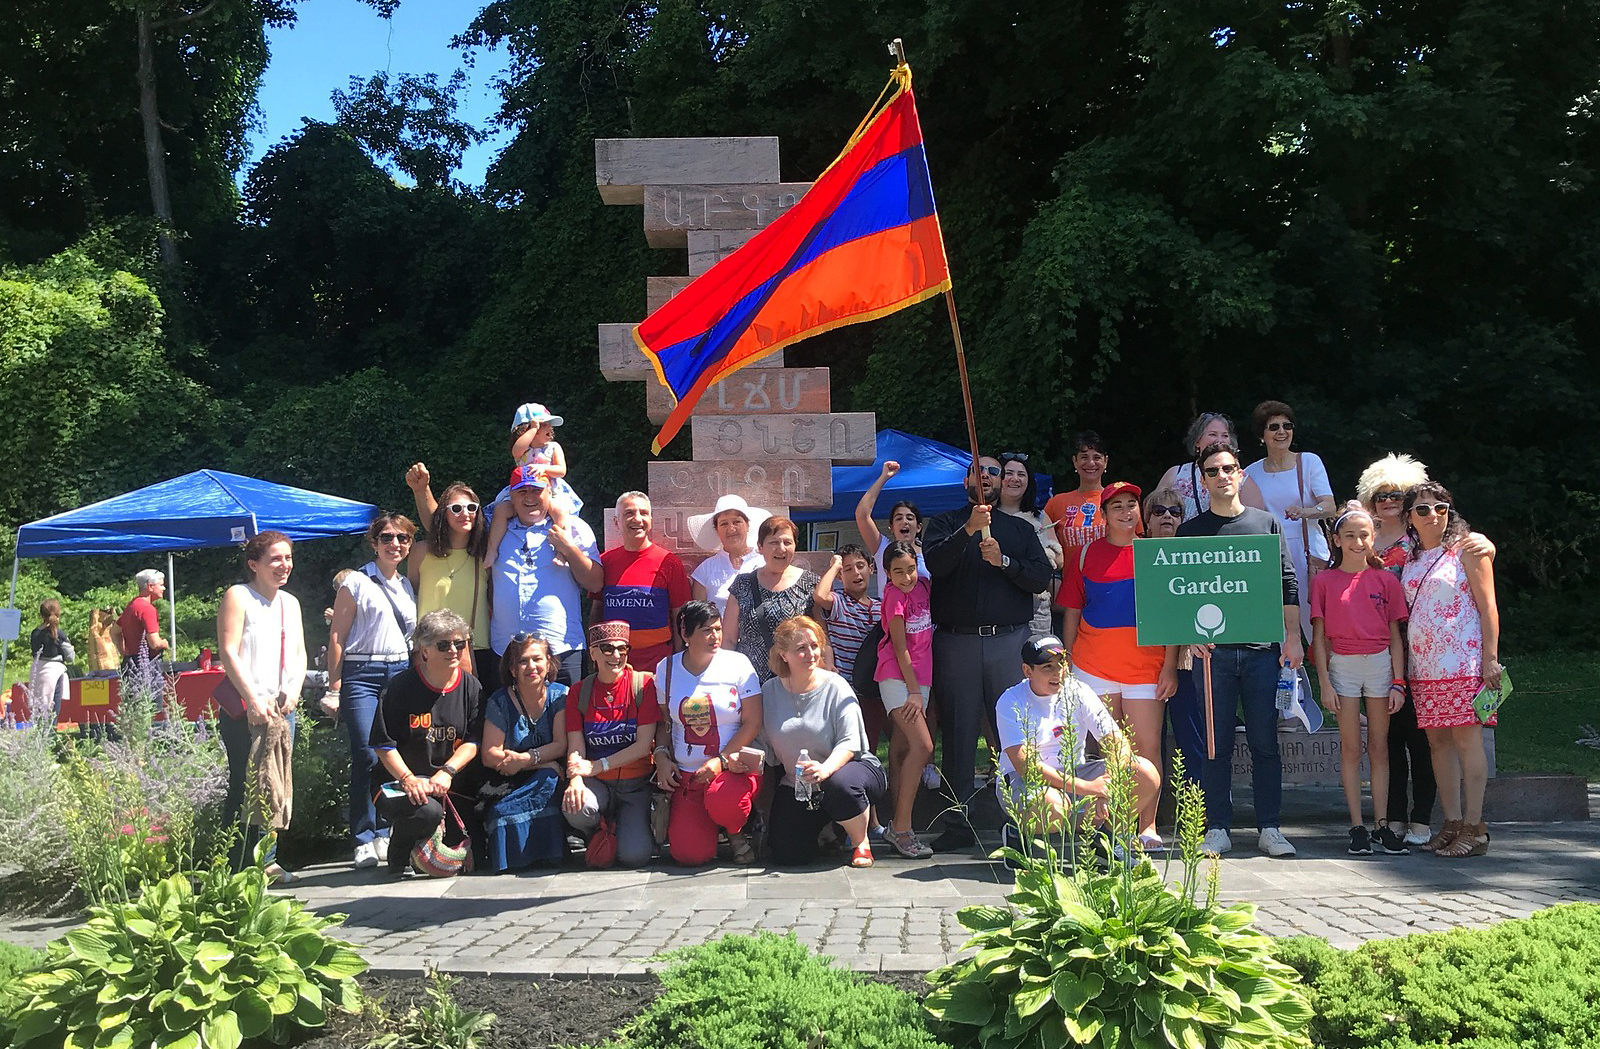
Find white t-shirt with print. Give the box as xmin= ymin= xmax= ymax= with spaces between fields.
xmin=994 ymin=677 xmax=1117 ymax=781
xmin=654 ymin=648 xmax=762 ymax=772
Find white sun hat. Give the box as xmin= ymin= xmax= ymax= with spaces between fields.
xmin=687 ymin=494 xmax=772 ymax=552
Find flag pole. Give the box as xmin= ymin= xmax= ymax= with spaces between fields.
xmin=889 ymin=38 xmax=985 ymax=481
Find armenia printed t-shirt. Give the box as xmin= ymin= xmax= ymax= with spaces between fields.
xmin=995 ymin=677 xmax=1116 ymax=781
xmin=655 ymin=649 xmax=761 ymax=772
xmin=370 ymin=667 xmax=484 ymax=776
xmin=565 ymin=671 xmax=660 ymax=781
xmin=825 ymin=591 xmax=881 ymax=681
xmin=118 ymin=596 xmax=160 ymax=656
xmin=594 ymin=544 xmax=690 ymax=671
xmin=1044 ymin=489 xmax=1106 ymax=554
xmin=1056 ymin=539 xmax=1165 ymax=684
xmin=1310 ymin=567 xmax=1407 ymax=656
xmin=875 ymin=578 xmax=933 ymax=687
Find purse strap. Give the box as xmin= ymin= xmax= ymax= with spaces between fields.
xmin=364 ymin=566 xmax=415 ymax=646
xmin=440 ymin=792 xmax=467 ymax=835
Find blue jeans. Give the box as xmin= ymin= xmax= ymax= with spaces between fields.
xmin=340 ymin=661 xmax=404 ymax=845
xmin=1189 ymin=646 xmax=1282 ymax=831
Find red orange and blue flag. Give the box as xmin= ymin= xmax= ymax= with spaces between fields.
xmin=635 ymin=69 xmax=951 ymax=453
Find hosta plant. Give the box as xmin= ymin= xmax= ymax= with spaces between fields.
xmin=0 ymin=864 xmax=367 ymax=1049
xmin=924 ymin=693 xmax=1312 ymax=1049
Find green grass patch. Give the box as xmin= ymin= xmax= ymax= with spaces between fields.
xmin=1491 ymin=650 xmax=1600 ymax=779
xmin=0 ymin=940 xmax=43 ymax=983
xmin=1276 ymin=903 xmax=1600 ymax=1049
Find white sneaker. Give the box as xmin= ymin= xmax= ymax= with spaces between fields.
xmin=1201 ymin=829 xmax=1233 ymax=855
xmin=353 ymin=842 xmax=379 ymax=869
xmin=374 ymin=836 xmax=390 ymax=863
xmin=1404 ymin=823 xmax=1432 ymax=846
xmin=1258 ymin=828 xmax=1297 ymax=858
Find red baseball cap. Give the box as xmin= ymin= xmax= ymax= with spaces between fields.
xmin=1100 ymin=481 xmax=1143 ymax=506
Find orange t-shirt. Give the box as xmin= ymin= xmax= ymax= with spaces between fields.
xmin=1043 ymin=489 xmax=1106 ymax=558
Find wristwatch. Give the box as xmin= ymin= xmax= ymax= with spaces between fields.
xmin=1001 ymin=555 xmax=1012 ymax=569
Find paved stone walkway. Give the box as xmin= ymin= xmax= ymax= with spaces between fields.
xmin=7 ymin=815 xmax=1598 ymax=975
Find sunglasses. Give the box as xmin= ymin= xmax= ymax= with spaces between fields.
xmin=1201 ymin=463 xmax=1241 ymax=478
xmin=1374 ymin=491 xmax=1404 ymax=502
xmin=594 ymin=642 xmax=630 ymax=655
xmin=1265 ymin=421 xmax=1294 ymax=433
xmin=1411 ymin=502 xmax=1451 ymax=517
xmin=377 ymin=532 xmax=413 ymax=545
xmin=446 ymin=502 xmax=479 ymax=515
xmin=977 ymin=466 xmax=1001 ymax=477
xmin=1149 ymin=503 xmax=1183 ymax=518
xmin=433 ymin=639 xmax=469 ymax=653
xmin=999 ymin=452 xmax=1029 ymax=462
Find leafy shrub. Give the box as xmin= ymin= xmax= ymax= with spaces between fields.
xmin=0 ymin=722 xmax=72 ymax=875
xmin=600 ymin=932 xmax=943 ymax=1049
xmin=924 ymin=706 xmax=1312 ymax=1049
xmin=0 ymin=940 xmax=43 ymax=983
xmin=370 ymin=970 xmax=496 ymax=1049
xmin=0 ymin=865 xmax=367 ymax=1049
xmin=278 ymin=715 xmax=351 ymax=863
xmin=1281 ymin=903 xmax=1600 ymax=1049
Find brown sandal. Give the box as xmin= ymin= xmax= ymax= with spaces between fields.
xmin=1436 ymin=822 xmax=1489 ymax=858
xmin=1420 ymin=819 xmax=1463 ymax=853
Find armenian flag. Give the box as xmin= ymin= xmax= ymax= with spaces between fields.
xmin=636 ymin=68 xmax=951 ymax=454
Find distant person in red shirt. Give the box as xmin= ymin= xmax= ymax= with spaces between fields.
xmin=591 ymin=492 xmax=690 ymax=673
xmin=118 ymin=568 xmax=170 ymax=672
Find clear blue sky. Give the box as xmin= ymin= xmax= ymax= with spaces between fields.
xmin=247 ymin=0 xmax=512 ymax=186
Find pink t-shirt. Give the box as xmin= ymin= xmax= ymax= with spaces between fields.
xmin=875 ymin=578 xmax=933 ymax=688
xmin=1310 ymin=567 xmax=1408 ymax=656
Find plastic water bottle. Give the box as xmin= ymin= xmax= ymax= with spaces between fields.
xmin=794 ymin=749 xmax=816 ymax=807
xmin=1274 ymin=667 xmax=1296 ymax=712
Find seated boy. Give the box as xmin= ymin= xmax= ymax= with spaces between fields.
xmin=994 ymin=634 xmax=1161 ymax=836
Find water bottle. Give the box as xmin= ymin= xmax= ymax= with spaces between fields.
xmin=1274 ymin=666 xmax=1296 ymax=712
xmin=794 ymin=749 xmax=816 ymax=807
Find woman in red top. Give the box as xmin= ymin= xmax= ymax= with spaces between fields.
xmin=561 ymin=621 xmax=660 ymax=867
xmin=1057 ymin=482 xmax=1176 ymax=846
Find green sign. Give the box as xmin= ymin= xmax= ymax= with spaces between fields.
xmin=1133 ymin=535 xmax=1286 ymax=646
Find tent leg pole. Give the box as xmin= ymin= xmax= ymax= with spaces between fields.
xmin=167 ymin=551 xmax=176 ymax=665
xmin=1 ymin=555 xmax=17 ymax=694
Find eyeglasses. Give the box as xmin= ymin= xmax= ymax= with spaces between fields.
xmin=1374 ymin=491 xmax=1404 ymax=502
xmin=1265 ymin=421 xmax=1294 ymax=433
xmin=594 ymin=642 xmax=630 ymax=655
xmin=1201 ymin=464 xmax=1241 ymax=478
xmin=446 ymin=502 xmax=479 ymax=515
xmin=999 ymin=452 xmax=1029 ymax=462
xmin=377 ymin=532 xmax=412 ymax=545
xmin=977 ymin=466 xmax=1001 ymax=477
xmin=1411 ymin=502 xmax=1451 ymax=517
xmin=1149 ymin=504 xmax=1183 ymax=518
xmin=432 ymin=639 xmax=469 ymax=653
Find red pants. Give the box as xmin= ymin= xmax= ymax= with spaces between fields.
xmin=667 ymin=770 xmax=760 ymax=866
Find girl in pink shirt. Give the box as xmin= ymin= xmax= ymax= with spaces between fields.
xmin=874 ymin=542 xmax=934 ymax=858
xmin=1310 ymin=505 xmax=1409 ymax=856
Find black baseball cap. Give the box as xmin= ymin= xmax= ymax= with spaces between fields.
xmin=1021 ymin=635 xmax=1066 ymax=666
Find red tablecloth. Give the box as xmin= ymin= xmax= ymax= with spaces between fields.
xmin=6 ymin=669 xmax=226 ymax=726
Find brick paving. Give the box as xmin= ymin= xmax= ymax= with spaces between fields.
xmin=6 ymin=815 xmax=1597 ymax=975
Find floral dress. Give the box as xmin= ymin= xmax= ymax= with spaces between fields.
xmin=1401 ymin=546 xmax=1490 ymax=729
xmin=519 ymin=441 xmax=583 ymax=515
xmin=728 ymin=569 xmax=820 ymax=683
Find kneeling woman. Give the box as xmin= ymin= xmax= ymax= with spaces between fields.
xmin=370 ymin=609 xmax=484 ymax=875
xmin=477 ymin=634 xmax=569 ymax=871
xmin=653 ymin=601 xmax=765 ymax=866
xmin=762 ymin=616 xmax=887 ymax=868
xmin=562 ymin=621 xmax=660 ymax=868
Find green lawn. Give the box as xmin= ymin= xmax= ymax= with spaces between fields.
xmin=1493 ymin=650 xmax=1600 ymax=780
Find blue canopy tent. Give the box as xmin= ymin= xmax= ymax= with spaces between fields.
xmin=3 ymin=470 xmax=378 ymax=681
xmin=792 ymin=429 xmax=1051 ymax=523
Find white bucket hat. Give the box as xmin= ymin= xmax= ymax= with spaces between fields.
xmin=687 ymin=495 xmax=772 ymax=552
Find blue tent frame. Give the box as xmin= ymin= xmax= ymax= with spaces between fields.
xmin=3 ymin=470 xmax=377 ymax=682
xmin=792 ymin=429 xmax=1052 ymax=522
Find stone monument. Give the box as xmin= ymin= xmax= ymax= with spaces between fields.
xmin=594 ymin=137 xmax=873 ymax=575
